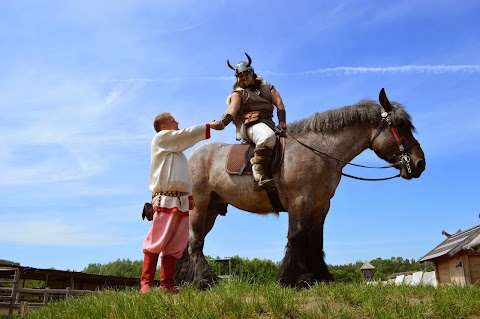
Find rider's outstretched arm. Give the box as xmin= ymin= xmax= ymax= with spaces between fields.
xmin=219 ymin=92 xmax=242 ymax=128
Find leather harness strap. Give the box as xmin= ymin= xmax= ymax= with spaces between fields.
xmin=267 ymin=187 xmax=286 ymax=212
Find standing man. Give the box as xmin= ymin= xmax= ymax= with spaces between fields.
xmin=217 ymin=53 xmax=287 ymax=191
xmin=141 ymin=113 xmax=223 ymax=293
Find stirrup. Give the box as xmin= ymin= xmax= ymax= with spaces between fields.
xmin=254 ymin=178 xmax=275 ymax=191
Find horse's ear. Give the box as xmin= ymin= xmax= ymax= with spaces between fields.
xmin=379 ymin=88 xmax=392 ymax=112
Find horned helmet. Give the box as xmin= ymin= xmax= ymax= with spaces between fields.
xmin=227 ymin=53 xmax=255 ymax=87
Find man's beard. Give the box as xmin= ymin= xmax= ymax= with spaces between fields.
xmin=238 ymin=78 xmax=254 ymax=89
xmin=234 ymin=77 xmax=256 ymax=90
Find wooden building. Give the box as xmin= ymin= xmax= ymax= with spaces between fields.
xmin=360 ymin=261 xmax=376 ymax=280
xmin=0 ymin=263 xmax=142 ymax=290
xmin=419 ymin=224 xmax=480 ymax=286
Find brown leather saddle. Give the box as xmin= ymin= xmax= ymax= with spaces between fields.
xmin=225 ymin=135 xmax=287 ymax=212
xmin=226 ymin=135 xmax=286 ymax=175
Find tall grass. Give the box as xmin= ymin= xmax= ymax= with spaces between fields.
xmin=17 ymin=280 xmax=480 ymax=319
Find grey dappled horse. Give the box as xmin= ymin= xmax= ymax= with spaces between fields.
xmin=175 ymin=89 xmax=426 ymax=289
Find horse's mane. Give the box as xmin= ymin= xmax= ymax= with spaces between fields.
xmin=288 ymin=99 xmax=416 ymax=135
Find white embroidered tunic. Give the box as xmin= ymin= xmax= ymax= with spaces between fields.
xmin=149 ymin=124 xmax=211 ymax=214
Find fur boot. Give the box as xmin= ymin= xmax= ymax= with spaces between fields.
xmin=251 ymin=146 xmax=275 ymax=191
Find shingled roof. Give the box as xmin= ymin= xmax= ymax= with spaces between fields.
xmin=419 ymin=224 xmax=480 ymax=262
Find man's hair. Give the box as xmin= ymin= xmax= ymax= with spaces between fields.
xmin=153 ymin=112 xmax=171 ymax=132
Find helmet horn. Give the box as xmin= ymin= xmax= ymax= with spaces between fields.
xmin=245 ymin=52 xmax=252 ymax=67
xmin=227 ymin=59 xmax=235 ymax=70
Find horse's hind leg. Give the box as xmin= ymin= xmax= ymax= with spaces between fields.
xmin=175 ymin=204 xmax=220 ymax=289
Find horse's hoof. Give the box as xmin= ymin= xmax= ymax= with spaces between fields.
xmin=294 ymin=279 xmax=313 ymax=290
xmin=196 ymin=279 xmax=214 ymax=290
xmin=319 ymin=273 xmax=335 ymax=283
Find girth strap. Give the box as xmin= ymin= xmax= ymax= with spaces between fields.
xmin=267 ymin=187 xmax=286 ymax=212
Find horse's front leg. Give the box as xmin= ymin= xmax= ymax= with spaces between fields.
xmin=175 ymin=203 xmax=219 ymax=289
xmin=277 ymin=209 xmax=313 ymax=288
xmin=278 ymin=202 xmax=335 ymax=288
xmin=306 ymin=201 xmax=334 ymax=283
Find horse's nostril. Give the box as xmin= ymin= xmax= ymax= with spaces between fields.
xmin=416 ymin=159 xmax=426 ymax=172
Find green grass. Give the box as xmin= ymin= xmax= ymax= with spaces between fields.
xmin=11 ymin=280 xmax=480 ymax=319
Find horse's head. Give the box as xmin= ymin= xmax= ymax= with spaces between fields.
xmin=370 ymin=88 xmax=426 ymax=179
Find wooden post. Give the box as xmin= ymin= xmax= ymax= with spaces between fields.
xmin=0 ymin=267 xmax=20 ymax=316
xmin=228 ymin=259 xmax=232 ymax=278
xmin=43 ymin=287 xmax=50 ymax=305
xmin=20 ymin=301 xmax=28 ymax=316
xmin=12 ymin=268 xmax=19 ymax=315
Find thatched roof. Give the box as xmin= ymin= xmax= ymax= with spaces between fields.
xmin=360 ymin=261 xmax=375 ymax=270
xmin=419 ymin=224 xmax=480 ymax=262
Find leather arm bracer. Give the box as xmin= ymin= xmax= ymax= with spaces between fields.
xmin=277 ymin=109 xmax=286 ymax=123
xmin=221 ymin=113 xmax=233 ymax=127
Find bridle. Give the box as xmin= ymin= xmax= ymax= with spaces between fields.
xmin=369 ymin=108 xmax=419 ymax=176
xmin=287 ymin=90 xmax=419 ymax=181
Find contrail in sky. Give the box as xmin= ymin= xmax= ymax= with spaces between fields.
xmin=99 ymin=65 xmax=480 ymax=83
xmin=266 ymin=65 xmax=480 ymax=77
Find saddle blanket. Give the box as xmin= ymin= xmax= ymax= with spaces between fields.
xmin=225 ymin=137 xmax=285 ymax=175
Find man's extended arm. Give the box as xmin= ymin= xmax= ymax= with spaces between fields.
xmin=218 ymin=92 xmax=242 ymax=129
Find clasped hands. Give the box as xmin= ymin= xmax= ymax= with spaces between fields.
xmin=188 ymin=198 xmax=195 ymax=210
xmin=210 ymin=120 xmax=287 ymax=131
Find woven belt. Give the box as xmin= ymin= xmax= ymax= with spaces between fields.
xmin=152 ymin=191 xmax=188 ymax=199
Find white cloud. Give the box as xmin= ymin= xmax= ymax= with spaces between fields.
xmin=0 ymin=218 xmax=127 ymax=247
xmin=0 ymin=77 xmax=151 ymax=188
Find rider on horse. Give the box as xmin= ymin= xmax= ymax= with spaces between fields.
xmin=217 ymin=53 xmax=288 ymax=191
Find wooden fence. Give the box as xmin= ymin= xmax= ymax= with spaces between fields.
xmin=0 ymin=267 xmax=93 ymax=316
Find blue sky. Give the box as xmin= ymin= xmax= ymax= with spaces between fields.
xmin=1 ymin=0 xmax=479 ymax=272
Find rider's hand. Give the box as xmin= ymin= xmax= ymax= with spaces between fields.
xmin=210 ymin=120 xmax=225 ymax=130
xmin=279 ymin=122 xmax=288 ymax=131
xmin=188 ymin=198 xmax=195 ymax=210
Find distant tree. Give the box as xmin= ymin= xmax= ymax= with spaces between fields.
xmin=328 ymin=257 xmax=434 ymax=282
xmin=83 ymin=263 xmax=102 ymax=274
xmin=241 ymin=257 xmax=278 ymax=284
xmin=329 ymin=262 xmax=363 ymax=283
xmin=0 ymin=259 xmax=19 ymax=267
xmin=82 ymin=259 xmax=144 ymax=278
xmin=79 ymin=255 xmax=433 ymax=284
xmin=207 ymin=255 xmax=278 ymax=284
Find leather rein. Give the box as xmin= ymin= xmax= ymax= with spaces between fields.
xmin=287 ymin=108 xmax=419 ymax=181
